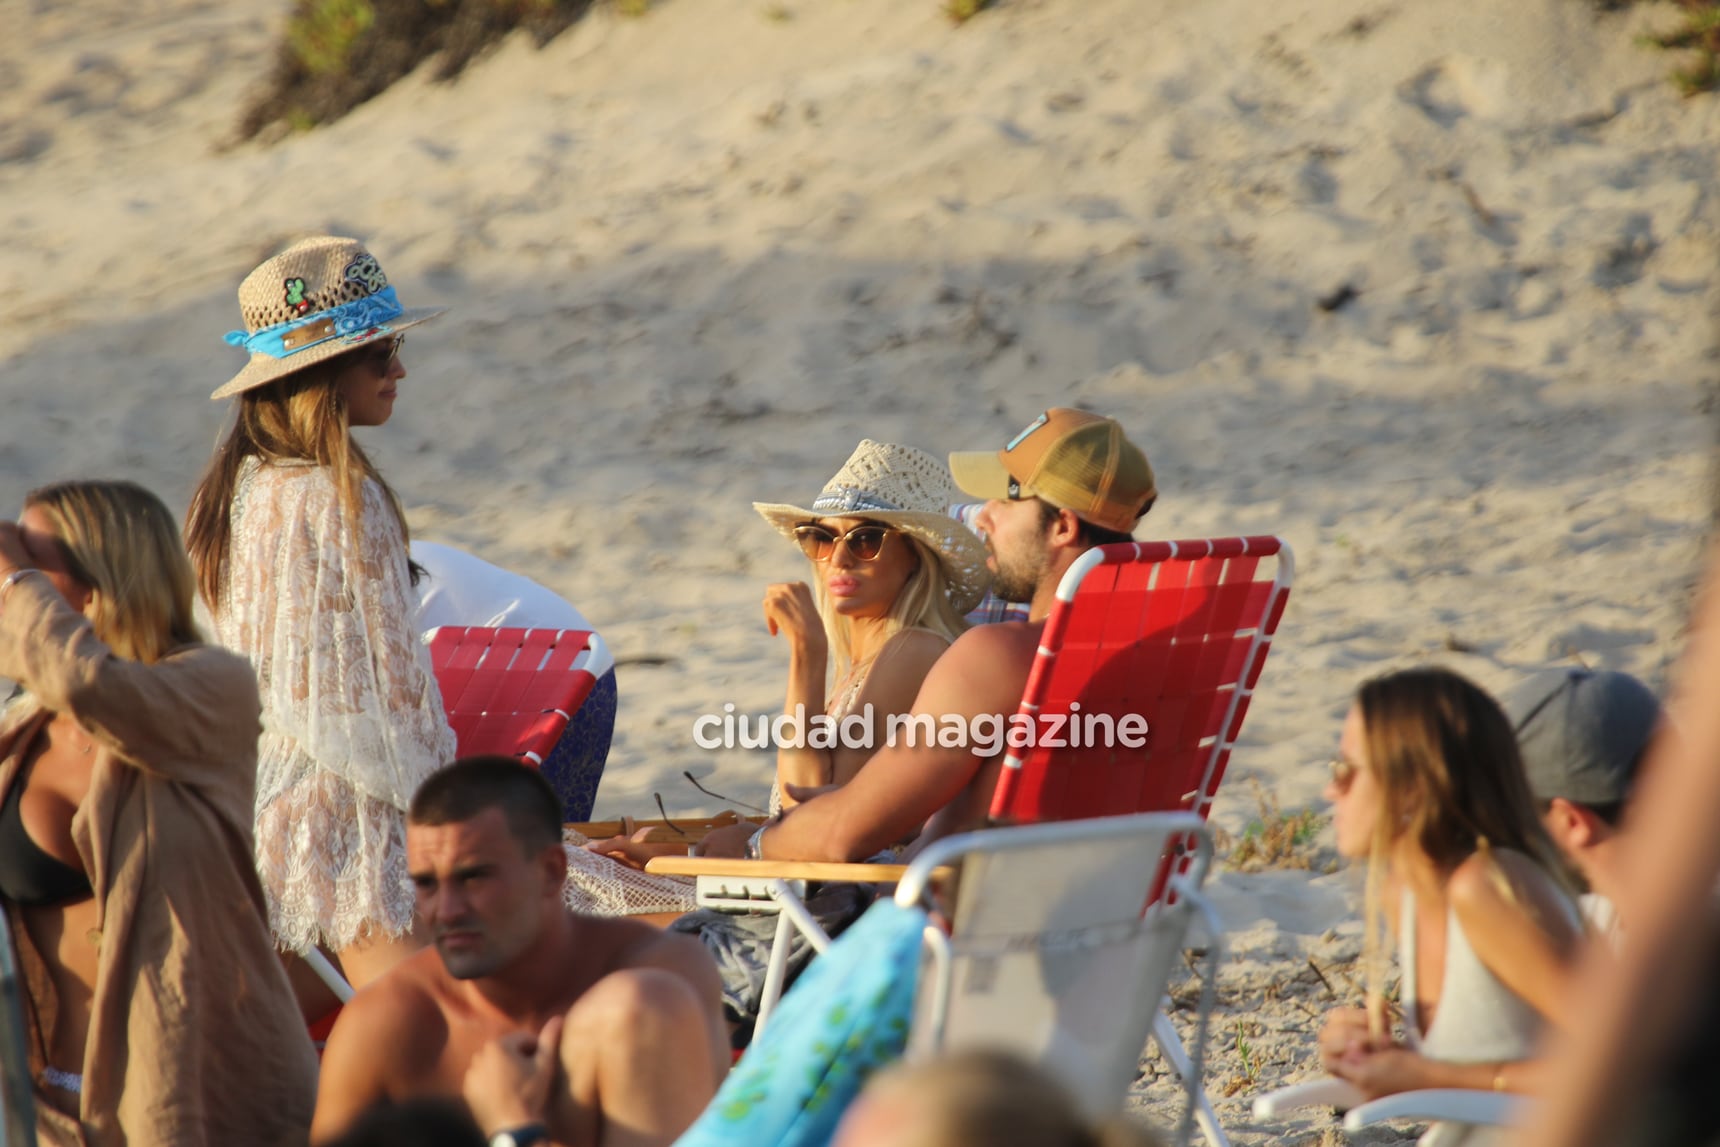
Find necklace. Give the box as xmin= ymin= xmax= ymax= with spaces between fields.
xmin=839 ymin=648 xmax=881 ymax=683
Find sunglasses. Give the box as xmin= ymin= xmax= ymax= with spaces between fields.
xmin=1328 ymin=756 xmax=1360 ymax=791
xmin=793 ymin=523 xmax=894 ymax=563
xmin=357 ymin=334 xmax=405 ymax=373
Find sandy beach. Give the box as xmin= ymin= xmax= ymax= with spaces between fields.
xmin=5 ymin=0 xmax=1719 ymax=1138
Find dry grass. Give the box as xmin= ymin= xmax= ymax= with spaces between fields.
xmin=1595 ymin=0 xmax=1720 ymax=94
xmin=1214 ymin=780 xmax=1331 ymax=872
xmin=1646 ymin=1 xmax=1720 ymax=94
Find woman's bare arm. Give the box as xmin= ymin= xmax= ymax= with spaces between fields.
xmin=1448 ymin=849 xmax=1581 ymax=1026
xmin=763 ymin=581 xmax=831 ymax=803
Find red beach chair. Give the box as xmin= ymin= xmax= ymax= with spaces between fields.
xmin=989 ymin=535 xmax=1292 ymax=828
xmin=429 ymin=625 xmax=615 ymax=820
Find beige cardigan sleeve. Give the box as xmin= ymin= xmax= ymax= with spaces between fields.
xmin=0 ymin=575 xmax=262 ymax=789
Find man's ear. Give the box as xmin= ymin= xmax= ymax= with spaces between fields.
xmin=538 ymin=839 xmax=568 ymax=895
xmin=1544 ymin=797 xmax=1594 ymax=851
xmin=1045 ymin=506 xmax=1083 ymax=550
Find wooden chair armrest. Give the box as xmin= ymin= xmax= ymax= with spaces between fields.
xmin=567 ymin=814 xmax=768 ymax=844
xmin=584 ymin=840 xmax=706 ymax=862
xmin=643 ymin=856 xmax=916 ymax=883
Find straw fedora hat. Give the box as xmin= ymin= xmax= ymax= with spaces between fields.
xmin=211 ymin=236 xmax=446 ymax=401
xmin=754 ymin=441 xmax=992 ymax=614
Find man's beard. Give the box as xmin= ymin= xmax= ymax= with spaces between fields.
xmin=989 ymin=544 xmax=1045 ymax=604
xmin=438 ymin=939 xmax=503 ymax=981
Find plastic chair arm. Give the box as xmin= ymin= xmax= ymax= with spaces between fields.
xmin=1252 ymin=1077 xmax=1366 ymax=1120
xmin=643 ymin=856 xmax=914 ymax=883
xmin=1341 ymin=1089 xmax=1530 ymax=1130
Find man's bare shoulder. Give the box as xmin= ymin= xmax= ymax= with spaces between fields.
xmin=335 ymin=949 xmax=454 ymax=1049
xmin=588 ymin=916 xmax=723 ymax=996
xmin=312 ymin=951 xmax=454 ymax=1143
xmin=585 ymin=915 xmax=708 ymax=971
xmin=949 ymin=618 xmax=1045 ymax=660
xmin=923 ymin=620 xmax=1043 ymax=710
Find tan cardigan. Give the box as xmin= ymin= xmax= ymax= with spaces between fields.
xmin=0 ymin=575 xmax=317 ymax=1147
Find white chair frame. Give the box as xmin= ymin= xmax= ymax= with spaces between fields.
xmin=1253 ymin=1074 xmax=1531 ymax=1136
xmin=734 ymin=813 xmax=1229 ymax=1147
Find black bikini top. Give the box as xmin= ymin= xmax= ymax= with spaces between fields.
xmin=0 ymin=774 xmax=93 ymax=907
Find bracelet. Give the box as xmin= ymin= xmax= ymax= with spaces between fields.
xmin=744 ymin=814 xmax=785 ymax=861
xmin=1492 ymin=1065 xmax=1508 ymax=1093
xmin=489 ymin=1124 xmax=550 ymax=1147
xmin=0 ymin=567 xmax=40 ymax=605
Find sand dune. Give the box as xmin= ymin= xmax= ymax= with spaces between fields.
xmin=4 ymin=0 xmax=1717 ymax=1137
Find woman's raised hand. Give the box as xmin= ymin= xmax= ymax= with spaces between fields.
xmin=762 ymin=582 xmax=826 ymax=655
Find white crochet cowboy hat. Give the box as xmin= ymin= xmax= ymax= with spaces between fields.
xmin=754 ymin=440 xmax=992 ymax=614
xmin=211 ymin=235 xmax=446 ymax=400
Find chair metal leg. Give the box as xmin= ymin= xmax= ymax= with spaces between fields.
xmin=752 ymin=878 xmax=835 ymax=1036
xmin=305 ymin=946 xmax=355 ymax=1003
xmin=753 ymin=906 xmax=799 ymax=1036
xmin=1153 ymin=1010 xmax=1230 ymax=1147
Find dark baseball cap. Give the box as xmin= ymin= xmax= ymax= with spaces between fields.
xmin=1501 ymin=667 xmax=1662 ymax=807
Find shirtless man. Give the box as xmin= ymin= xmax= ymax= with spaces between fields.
xmin=697 ymin=408 xmax=1158 ymax=863
xmin=312 ymin=757 xmax=727 ymax=1147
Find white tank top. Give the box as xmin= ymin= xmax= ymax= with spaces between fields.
xmin=1398 ymin=883 xmax=1573 ymax=1147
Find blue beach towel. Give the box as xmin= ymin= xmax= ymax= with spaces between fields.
xmin=674 ymin=898 xmax=928 ymax=1147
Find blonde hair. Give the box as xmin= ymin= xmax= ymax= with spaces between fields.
xmin=1352 ymin=667 xmax=1572 ymax=1012
xmin=25 ymin=480 xmax=202 ymax=664
xmin=813 ymin=530 xmax=970 ymax=676
xmin=185 ymin=354 xmax=412 ymax=606
xmin=846 ymin=1049 xmax=1165 ymax=1147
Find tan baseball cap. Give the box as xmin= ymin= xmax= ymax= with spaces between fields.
xmin=948 ymin=409 xmax=1156 ymax=534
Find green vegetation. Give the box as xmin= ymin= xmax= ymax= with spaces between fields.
xmin=944 ymin=0 xmax=994 ymax=23
xmin=287 ymin=0 xmax=376 ymax=76
xmin=1598 ymin=0 xmax=1720 ymax=95
xmin=1217 ymin=780 xmax=1328 ymax=872
xmin=1232 ymin=1019 xmax=1263 ymax=1085
xmin=1644 ymin=1 xmax=1720 ymax=95
xmin=238 ymin=0 xmax=596 ymax=142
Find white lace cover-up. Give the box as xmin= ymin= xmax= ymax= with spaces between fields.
xmin=214 ymin=459 xmax=456 ymax=952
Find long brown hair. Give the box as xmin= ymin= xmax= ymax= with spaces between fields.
xmin=1353 ymin=667 xmax=1572 ymax=1005
xmin=185 ymin=354 xmax=413 ymax=607
xmin=26 ymin=480 xmax=202 ymax=664
xmin=1356 ymin=667 xmax=1563 ymax=874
